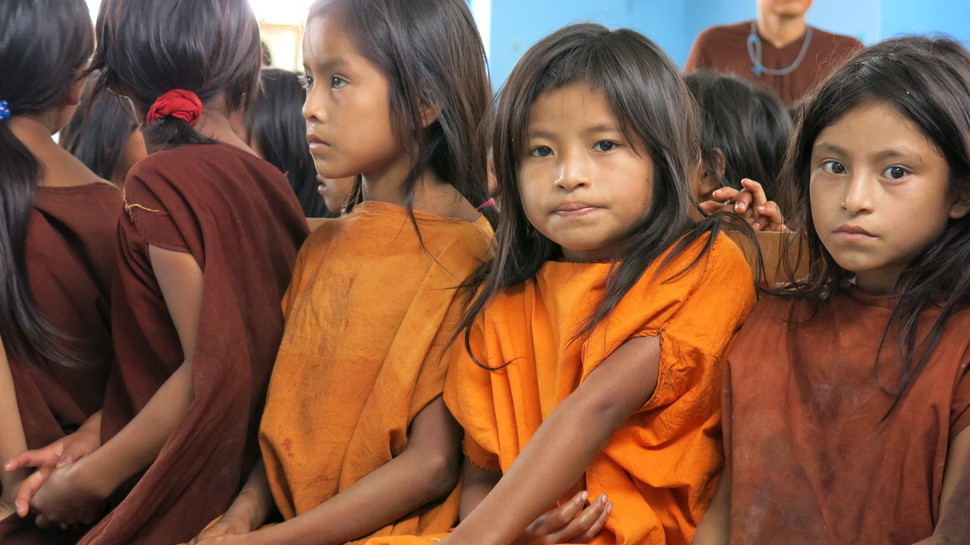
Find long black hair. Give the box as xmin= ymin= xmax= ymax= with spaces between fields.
xmin=246 ymin=69 xmax=329 ymax=217
xmin=685 ymin=70 xmax=792 ymax=200
xmin=60 ymin=73 xmax=140 ymax=186
xmin=91 ymin=0 xmax=262 ymax=151
xmin=776 ymin=36 xmax=970 ymax=411
xmin=307 ymin=0 xmax=495 ymax=227
xmin=0 ymin=0 xmax=94 ymax=366
xmin=459 ymin=24 xmax=739 ymax=361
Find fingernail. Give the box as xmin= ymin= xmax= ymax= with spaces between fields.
xmin=580 ymin=491 xmax=588 ymax=502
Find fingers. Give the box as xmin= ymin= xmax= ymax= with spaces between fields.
xmin=546 ymin=493 xmax=612 ymax=544
xmin=740 ymin=178 xmax=768 ymax=208
xmin=5 ymin=449 xmax=50 ymax=473
xmin=15 ymin=469 xmax=50 ymax=517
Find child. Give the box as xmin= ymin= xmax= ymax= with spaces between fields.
xmin=685 ymin=71 xmax=792 ymax=204
xmin=16 ymin=0 xmax=309 ymax=543
xmin=188 ymin=0 xmax=494 ymax=543
xmin=242 ymin=68 xmax=330 ymax=217
xmin=60 ymin=74 xmax=147 ymax=188
xmin=0 ymin=1 xmax=122 ymax=542
xmin=697 ymin=37 xmax=970 ymax=544
xmin=374 ymin=23 xmax=756 ymax=545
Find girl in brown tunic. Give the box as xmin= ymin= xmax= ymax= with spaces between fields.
xmin=0 ymin=1 xmax=123 ymax=543
xmin=694 ymin=37 xmax=970 ymax=545
xmin=15 ymin=1 xmax=309 ymax=544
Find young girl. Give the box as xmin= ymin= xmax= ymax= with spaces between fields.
xmin=14 ymin=0 xmax=309 ymax=543
xmin=373 ymin=23 xmax=756 ymax=545
xmin=0 ymin=1 xmax=122 ymax=542
xmin=188 ymin=0 xmax=494 ymax=543
xmin=698 ymin=37 xmax=970 ymax=544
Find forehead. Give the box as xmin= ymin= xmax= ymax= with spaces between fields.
xmin=814 ymin=101 xmax=938 ymax=156
xmin=527 ymin=83 xmax=618 ymax=127
xmin=302 ymin=14 xmax=361 ymax=64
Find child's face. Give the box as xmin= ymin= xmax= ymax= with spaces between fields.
xmin=518 ymin=83 xmax=653 ymax=262
xmin=809 ymin=100 xmax=969 ymax=293
xmin=301 ymin=15 xmax=404 ymax=182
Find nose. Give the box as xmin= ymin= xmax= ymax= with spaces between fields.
xmin=302 ymin=88 xmax=325 ymax=125
xmin=554 ymin=149 xmax=591 ymax=191
xmin=841 ymin=171 xmax=874 ymax=215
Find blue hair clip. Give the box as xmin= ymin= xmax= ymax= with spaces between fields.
xmin=0 ymin=100 xmax=10 ymax=123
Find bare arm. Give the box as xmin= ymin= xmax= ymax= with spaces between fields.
xmin=30 ymin=245 xmax=203 ymax=524
xmin=0 ymin=339 xmax=28 ymax=519
xmin=690 ymin=463 xmax=730 ymax=545
xmin=188 ymin=461 xmax=277 ymax=544
xmin=233 ymin=396 xmax=461 ymax=545
xmin=912 ymin=425 xmax=970 ymax=544
xmin=442 ymin=335 xmax=661 ymax=545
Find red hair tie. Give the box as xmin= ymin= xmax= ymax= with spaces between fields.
xmin=146 ymin=89 xmax=203 ymax=126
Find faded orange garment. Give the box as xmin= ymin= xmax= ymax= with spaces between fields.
xmin=369 ymin=234 xmax=754 ymax=545
xmin=259 ymin=201 xmax=493 ymax=542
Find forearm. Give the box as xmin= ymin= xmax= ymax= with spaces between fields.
xmin=0 ymin=343 xmax=28 ymax=501
xmin=458 ymin=460 xmax=500 ymax=521
xmin=691 ymin=466 xmax=730 ymax=545
xmin=222 ymin=461 xmax=276 ymax=530
xmin=247 ymin=445 xmax=457 ymax=545
xmin=76 ymin=360 xmax=194 ymax=496
xmin=446 ymin=392 xmax=625 ymax=545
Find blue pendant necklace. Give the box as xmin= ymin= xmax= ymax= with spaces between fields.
xmin=747 ymin=20 xmax=813 ymax=77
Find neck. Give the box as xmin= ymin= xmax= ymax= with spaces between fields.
xmin=7 ymin=114 xmax=101 ymax=187
xmin=7 ymin=113 xmax=57 ymax=144
xmin=755 ymin=12 xmax=809 ymax=48
xmin=360 ymin=157 xmax=478 ymax=221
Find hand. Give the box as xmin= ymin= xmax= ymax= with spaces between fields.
xmin=190 ymin=530 xmax=256 ymax=545
xmin=30 ymin=459 xmax=108 ymax=528
xmin=699 ymin=179 xmax=788 ymax=232
xmin=188 ymin=514 xmax=255 ymax=545
xmin=5 ymin=420 xmax=102 ymax=517
xmin=511 ymin=491 xmax=612 ymax=545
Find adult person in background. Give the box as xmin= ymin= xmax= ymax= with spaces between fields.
xmin=685 ymin=0 xmax=861 ymax=106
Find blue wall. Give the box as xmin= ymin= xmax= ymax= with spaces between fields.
xmin=477 ymin=0 xmax=970 ymax=90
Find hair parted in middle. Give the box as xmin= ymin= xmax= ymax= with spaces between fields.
xmin=458 ymin=23 xmax=745 ymax=355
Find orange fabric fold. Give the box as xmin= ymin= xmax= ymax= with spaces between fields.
xmin=370 ymin=234 xmax=754 ymax=545
xmin=259 ymin=202 xmax=493 ymax=543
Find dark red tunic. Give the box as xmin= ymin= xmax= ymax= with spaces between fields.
xmin=0 ymin=182 xmax=122 ymax=545
xmin=84 ymin=143 xmax=308 ymax=545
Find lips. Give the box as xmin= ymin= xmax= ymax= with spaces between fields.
xmin=306 ymin=133 xmax=330 ymax=149
xmin=555 ymin=202 xmax=599 ymax=218
xmin=833 ymin=224 xmax=876 ymax=240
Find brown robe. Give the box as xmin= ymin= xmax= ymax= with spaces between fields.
xmin=0 ymin=183 xmax=122 ymax=545
xmin=83 ymin=143 xmax=308 ymax=545
xmin=724 ymin=287 xmax=970 ymax=544
xmin=684 ymin=21 xmax=862 ymax=106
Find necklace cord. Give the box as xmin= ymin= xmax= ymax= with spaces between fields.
xmin=747 ymin=20 xmax=814 ymax=77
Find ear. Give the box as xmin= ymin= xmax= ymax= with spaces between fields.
xmin=419 ymin=90 xmax=439 ymax=128
xmin=65 ymin=73 xmax=87 ymax=108
xmin=710 ymin=147 xmax=727 ymax=178
xmin=949 ymin=191 xmax=970 ymax=220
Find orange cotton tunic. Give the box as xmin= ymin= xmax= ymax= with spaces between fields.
xmin=259 ymin=201 xmax=493 ymax=542
xmin=369 ymin=233 xmax=755 ymax=545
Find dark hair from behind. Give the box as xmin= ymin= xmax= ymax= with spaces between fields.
xmin=0 ymin=0 xmax=94 ymax=366
xmin=685 ymin=70 xmax=792 ymax=199
xmin=458 ymin=23 xmax=744 ymax=364
xmin=247 ymin=68 xmax=329 ymax=217
xmin=91 ymin=0 xmax=262 ymax=151
xmin=60 ymin=73 xmax=139 ymax=185
xmin=307 ymin=0 xmax=495 ymax=227
xmin=776 ymin=36 xmax=970 ymax=412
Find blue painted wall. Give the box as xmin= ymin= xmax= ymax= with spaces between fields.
xmin=478 ymin=0 xmax=970 ymax=89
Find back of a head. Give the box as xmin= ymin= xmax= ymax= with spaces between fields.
xmin=308 ymin=0 xmax=493 ymax=220
xmin=92 ymin=0 xmax=261 ymax=150
xmin=0 ymin=0 xmax=95 ymax=366
xmin=249 ymin=68 xmax=327 ymax=217
xmin=61 ymin=74 xmax=140 ymax=186
xmin=685 ymin=71 xmax=792 ymax=199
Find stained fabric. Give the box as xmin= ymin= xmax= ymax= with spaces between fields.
xmin=84 ymin=143 xmax=308 ymax=545
xmin=259 ymin=201 xmax=492 ymax=543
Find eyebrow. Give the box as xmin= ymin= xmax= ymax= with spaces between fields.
xmin=526 ymin=124 xmax=623 ymax=140
xmin=813 ymin=142 xmax=924 ymax=163
xmin=304 ymin=58 xmax=351 ymax=73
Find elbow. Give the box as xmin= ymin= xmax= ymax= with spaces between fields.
xmin=415 ymin=449 xmax=461 ymax=500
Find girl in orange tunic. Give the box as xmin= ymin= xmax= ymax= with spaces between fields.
xmin=187 ymin=1 xmax=495 ymax=544
xmin=374 ymin=23 xmax=756 ymax=545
